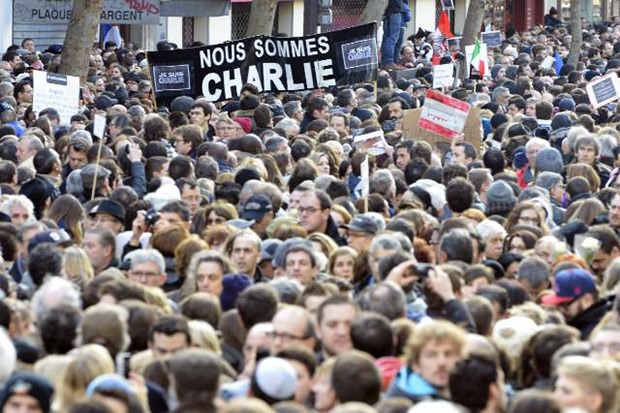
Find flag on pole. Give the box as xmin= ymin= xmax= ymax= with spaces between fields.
xmin=436 ymin=11 xmax=454 ymax=38
xmin=470 ymin=39 xmax=485 ymax=78
xmin=433 ymin=11 xmax=453 ymax=65
xmin=555 ymin=50 xmax=564 ymax=75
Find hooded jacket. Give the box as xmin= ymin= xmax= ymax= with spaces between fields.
xmin=385 ymin=366 xmax=442 ymax=403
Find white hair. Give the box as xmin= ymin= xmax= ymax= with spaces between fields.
xmin=525 ymin=137 xmax=550 ymax=151
xmin=31 ymin=277 xmax=81 ymax=324
xmin=0 ymin=195 xmax=35 ymax=222
xmin=476 ymin=219 xmax=508 ymax=240
xmin=0 ymin=327 xmax=16 ymax=385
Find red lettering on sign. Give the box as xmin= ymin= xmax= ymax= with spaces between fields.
xmin=125 ymin=0 xmax=160 ymax=15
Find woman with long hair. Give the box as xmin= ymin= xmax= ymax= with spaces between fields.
xmin=47 ymin=194 xmax=85 ymax=244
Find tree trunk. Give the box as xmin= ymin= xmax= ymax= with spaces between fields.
xmin=461 ymin=0 xmax=485 ymax=48
xmin=567 ymin=0 xmax=582 ymax=67
xmin=359 ymin=0 xmax=389 ymax=25
xmin=247 ymin=0 xmax=279 ymax=37
xmin=59 ymin=0 xmax=105 ymax=83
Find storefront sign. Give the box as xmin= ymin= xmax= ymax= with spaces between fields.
xmin=14 ymin=0 xmax=161 ymax=25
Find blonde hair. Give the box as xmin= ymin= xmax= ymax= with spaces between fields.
xmin=237 ymin=157 xmax=268 ymax=181
xmin=404 ymin=320 xmax=467 ymax=367
xmin=188 ymin=320 xmax=221 ymax=354
xmin=308 ymin=233 xmax=339 ymax=257
xmin=557 ymin=356 xmax=618 ymax=413
xmin=54 ymin=344 xmax=115 ymax=411
xmin=63 ymin=246 xmax=94 ymax=290
xmin=34 ymin=354 xmax=72 ymax=390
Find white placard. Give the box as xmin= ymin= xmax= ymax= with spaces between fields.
xmin=32 ymin=71 xmax=79 ymax=126
xmin=353 ymin=130 xmax=391 ymax=156
xmin=586 ymin=72 xmax=620 ymax=109
xmin=361 ymin=156 xmax=369 ymax=198
xmin=93 ymin=114 xmax=107 ymax=140
xmin=433 ymin=63 xmax=454 ymax=89
xmin=541 ymin=55 xmax=556 ymax=69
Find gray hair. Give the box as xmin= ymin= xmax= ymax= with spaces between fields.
xmin=439 ymin=228 xmax=474 ymax=263
xmin=517 ymin=257 xmax=550 ymax=290
xmin=476 ymin=219 xmax=507 ymax=240
xmin=0 ymin=195 xmax=35 ymax=222
xmin=269 ymin=278 xmax=303 ymax=304
xmin=283 ymin=101 xmax=302 ymax=118
xmin=369 ymin=234 xmax=402 ymax=256
xmin=518 ymin=186 xmax=549 ymax=202
xmin=525 ymin=137 xmax=550 ymax=151
xmin=24 ymin=135 xmax=44 ymax=152
xmin=265 ymin=135 xmax=288 ymax=153
xmin=598 ymin=135 xmax=618 ymax=160
xmin=31 ymin=277 xmax=82 ymax=324
xmin=389 ymin=231 xmax=413 ymax=254
xmin=535 ymin=171 xmax=563 ymax=192
xmin=275 ymin=118 xmax=299 ymax=132
xmin=70 ymin=130 xmax=93 ymax=146
xmin=125 ymin=248 xmax=166 ymax=274
xmin=370 ymin=169 xmax=396 ymax=199
xmin=356 ymin=281 xmax=407 ymax=321
xmin=566 ymin=126 xmax=590 ymax=151
xmin=491 ymin=86 xmax=509 ymax=103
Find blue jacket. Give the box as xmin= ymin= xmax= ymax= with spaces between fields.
xmin=402 ymin=0 xmax=411 ymax=23
xmin=385 ymin=367 xmax=441 ymax=402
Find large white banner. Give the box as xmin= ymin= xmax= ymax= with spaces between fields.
xmin=33 ymin=71 xmax=80 ymax=126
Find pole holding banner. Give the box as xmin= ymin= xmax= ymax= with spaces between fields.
xmin=91 ymin=114 xmax=107 ymax=200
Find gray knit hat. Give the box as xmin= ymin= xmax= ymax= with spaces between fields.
xmin=535 ymin=147 xmax=564 ymax=174
xmin=486 ymin=180 xmax=517 ymax=216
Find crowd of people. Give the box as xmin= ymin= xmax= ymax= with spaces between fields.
xmin=0 ymin=6 xmax=620 ymax=413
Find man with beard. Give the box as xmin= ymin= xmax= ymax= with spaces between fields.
xmin=542 ymin=269 xmax=613 ymax=340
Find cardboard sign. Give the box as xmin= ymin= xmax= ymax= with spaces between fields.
xmin=419 ymin=90 xmax=470 ymax=139
xmin=586 ymin=72 xmax=620 ymax=109
xmin=32 ymin=71 xmax=79 ymax=126
xmin=481 ymin=31 xmax=502 ymax=48
xmin=93 ymin=114 xmax=106 ymax=140
xmin=402 ymin=106 xmax=482 ymax=155
xmin=433 ymin=63 xmax=454 ymax=89
xmin=441 ymin=0 xmax=455 ymax=10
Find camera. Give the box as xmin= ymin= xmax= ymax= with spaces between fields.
xmin=408 ymin=263 xmax=432 ymax=279
xmin=144 ymin=208 xmax=160 ymax=227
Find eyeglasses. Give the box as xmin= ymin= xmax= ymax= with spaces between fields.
xmin=298 ymin=206 xmax=320 ymax=215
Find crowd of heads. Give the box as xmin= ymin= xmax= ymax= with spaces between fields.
xmin=0 ymin=9 xmax=620 ymax=413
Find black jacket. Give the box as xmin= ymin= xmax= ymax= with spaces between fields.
xmin=385 ymin=0 xmax=404 ymax=14
xmin=569 ymin=295 xmax=614 ymax=340
xmin=325 ymin=215 xmax=346 ymax=246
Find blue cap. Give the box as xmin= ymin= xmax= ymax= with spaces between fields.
xmin=542 ymin=269 xmax=596 ymax=305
